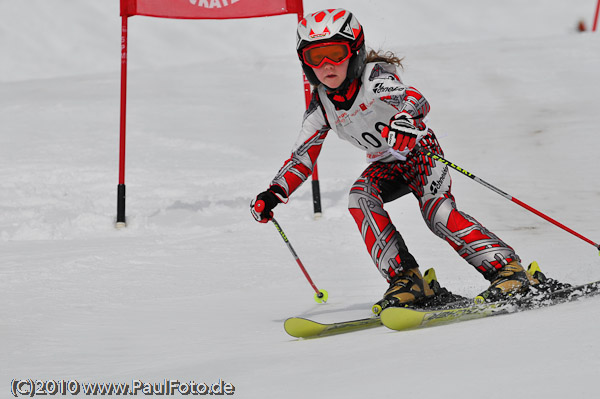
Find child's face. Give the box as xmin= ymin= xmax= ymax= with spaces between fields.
xmin=312 ymin=59 xmax=350 ymax=89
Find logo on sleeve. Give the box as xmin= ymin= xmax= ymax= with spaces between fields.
xmin=373 ymin=82 xmax=404 ymax=94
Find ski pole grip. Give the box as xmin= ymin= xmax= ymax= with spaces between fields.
xmin=413 ymin=143 xmax=425 ymax=155
xmin=254 ymin=200 xmax=265 ymax=212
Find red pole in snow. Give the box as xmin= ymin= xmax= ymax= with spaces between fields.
xmin=593 ymin=0 xmax=600 ymax=31
xmin=117 ymin=15 xmax=128 ymax=227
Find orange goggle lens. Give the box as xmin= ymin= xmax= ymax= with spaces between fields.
xmin=302 ymin=42 xmax=351 ymax=68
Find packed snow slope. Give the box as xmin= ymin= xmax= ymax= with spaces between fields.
xmin=2 ymin=1 xmax=600 ymax=398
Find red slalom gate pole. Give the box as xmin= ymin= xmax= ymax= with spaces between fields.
xmin=419 ymin=148 xmax=600 ymax=255
xmin=304 ymin=80 xmax=322 ymax=219
xmin=593 ymin=0 xmax=600 ymax=31
xmin=254 ymin=200 xmax=328 ymax=302
xmin=116 ymin=15 xmax=128 ymax=227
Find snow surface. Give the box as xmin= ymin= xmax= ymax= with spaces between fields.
xmin=2 ymin=0 xmax=600 ymax=398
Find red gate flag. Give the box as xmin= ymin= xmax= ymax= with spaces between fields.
xmin=120 ymin=0 xmax=303 ymax=19
xmin=115 ymin=0 xmax=318 ymax=227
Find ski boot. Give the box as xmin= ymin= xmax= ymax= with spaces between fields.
xmin=475 ymin=260 xmax=536 ymax=303
xmin=372 ymin=268 xmax=466 ymax=315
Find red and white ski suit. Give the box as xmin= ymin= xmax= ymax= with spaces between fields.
xmin=270 ymin=62 xmax=519 ymax=281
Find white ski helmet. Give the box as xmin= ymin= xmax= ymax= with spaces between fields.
xmin=296 ymin=9 xmax=366 ymax=86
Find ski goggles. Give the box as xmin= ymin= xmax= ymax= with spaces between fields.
xmin=302 ymin=42 xmax=352 ymax=68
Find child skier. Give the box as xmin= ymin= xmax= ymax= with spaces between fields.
xmin=251 ymin=8 xmax=536 ymax=308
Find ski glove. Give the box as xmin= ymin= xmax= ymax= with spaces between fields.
xmin=251 ymin=188 xmax=285 ymax=223
xmin=381 ymin=112 xmax=422 ymax=152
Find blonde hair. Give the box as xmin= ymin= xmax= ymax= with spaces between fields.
xmin=365 ymin=49 xmax=404 ymax=69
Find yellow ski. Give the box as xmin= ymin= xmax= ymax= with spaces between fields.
xmin=284 ymin=316 xmax=382 ymax=338
xmin=380 ymin=302 xmax=507 ymax=331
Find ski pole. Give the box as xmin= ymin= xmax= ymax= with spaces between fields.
xmin=417 ymin=147 xmax=600 ymax=255
xmin=254 ymin=200 xmax=329 ymax=303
